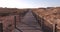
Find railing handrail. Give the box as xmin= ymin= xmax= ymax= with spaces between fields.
xmin=14 ymin=16 xmax=23 ymax=32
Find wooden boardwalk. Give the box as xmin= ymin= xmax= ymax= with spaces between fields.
xmin=15 ymin=10 xmax=43 ymax=32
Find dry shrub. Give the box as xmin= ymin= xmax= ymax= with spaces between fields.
xmin=0 ymin=13 xmax=10 ymax=17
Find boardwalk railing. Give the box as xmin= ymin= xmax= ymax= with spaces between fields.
xmin=14 ymin=15 xmax=23 ymax=32
xmin=14 ymin=10 xmax=29 ymax=32
xmin=32 ymin=11 xmax=57 ymax=32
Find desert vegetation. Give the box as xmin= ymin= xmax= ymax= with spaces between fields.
xmin=0 ymin=7 xmax=29 ymax=32
xmin=32 ymin=7 xmax=60 ymax=32
xmin=0 ymin=8 xmax=29 ymax=16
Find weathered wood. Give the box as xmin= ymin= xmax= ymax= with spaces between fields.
xmin=0 ymin=23 xmax=3 ymax=32
xmin=14 ymin=16 xmax=16 ymax=28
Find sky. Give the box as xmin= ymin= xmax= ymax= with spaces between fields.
xmin=0 ymin=0 xmax=60 ymax=8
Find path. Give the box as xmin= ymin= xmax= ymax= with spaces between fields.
xmin=15 ymin=10 xmax=43 ymax=32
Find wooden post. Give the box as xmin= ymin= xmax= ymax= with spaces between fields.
xmin=14 ymin=16 xmax=16 ymax=28
xmin=14 ymin=15 xmax=23 ymax=32
xmin=0 ymin=21 xmax=3 ymax=32
xmin=55 ymin=24 xmax=57 ymax=32
xmin=53 ymin=24 xmax=57 ymax=32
